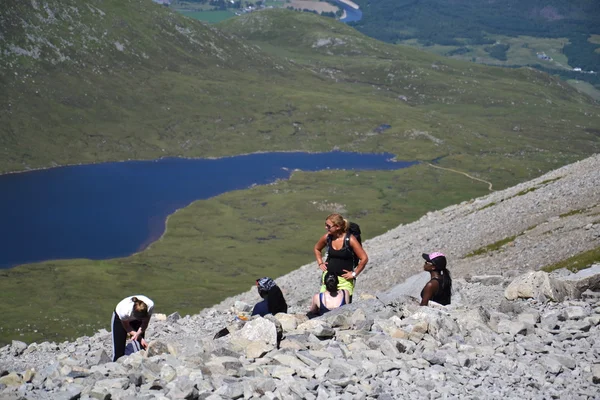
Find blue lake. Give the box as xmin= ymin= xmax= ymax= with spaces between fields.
xmin=335 ymin=0 xmax=362 ymax=23
xmin=0 ymin=152 xmax=416 ymax=269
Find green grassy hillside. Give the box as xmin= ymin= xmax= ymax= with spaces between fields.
xmin=0 ymin=4 xmax=599 ymax=345
xmin=349 ymin=0 xmax=600 ymax=92
xmin=219 ymin=10 xmax=600 ymax=178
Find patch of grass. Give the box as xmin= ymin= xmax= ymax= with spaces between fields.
xmin=465 ymin=234 xmax=519 ymax=257
xmin=401 ymin=35 xmax=572 ymax=70
xmin=559 ymin=209 xmax=585 ymax=218
xmin=566 ymin=79 xmax=600 ymax=101
xmin=525 ymin=224 xmax=539 ymax=232
xmin=478 ymin=201 xmax=496 ymax=211
xmin=178 ymin=10 xmax=236 ymax=23
xmin=539 ymin=177 xmax=561 ymax=185
xmin=502 ymin=176 xmax=562 ymax=200
xmin=515 ymin=187 xmax=538 ymax=196
xmin=542 ymin=246 xmax=600 ymax=273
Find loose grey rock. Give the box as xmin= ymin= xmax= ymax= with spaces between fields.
xmin=2 ymin=154 xmax=600 ymax=399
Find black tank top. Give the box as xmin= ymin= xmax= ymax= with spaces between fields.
xmin=421 ymin=277 xmax=451 ymax=305
xmin=326 ymin=241 xmax=354 ymax=277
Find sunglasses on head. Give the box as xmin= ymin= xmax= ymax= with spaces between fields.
xmin=325 ymin=223 xmax=334 ymax=229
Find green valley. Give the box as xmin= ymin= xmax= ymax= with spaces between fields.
xmin=0 ymin=1 xmax=599 ymax=345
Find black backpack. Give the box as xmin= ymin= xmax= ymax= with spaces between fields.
xmin=326 ymin=221 xmax=362 ymax=269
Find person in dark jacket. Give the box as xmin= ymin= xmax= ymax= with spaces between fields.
xmin=251 ymin=277 xmax=288 ymax=316
xmin=420 ymin=252 xmax=452 ymax=306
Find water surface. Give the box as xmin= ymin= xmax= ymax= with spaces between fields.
xmin=0 ymin=152 xmax=415 ymax=269
xmin=335 ymin=0 xmax=363 ymax=22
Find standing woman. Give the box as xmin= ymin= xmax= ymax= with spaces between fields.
xmin=314 ymin=213 xmax=368 ymax=302
xmin=112 ymin=295 xmax=154 ymax=361
xmin=420 ymin=252 xmax=452 ymax=306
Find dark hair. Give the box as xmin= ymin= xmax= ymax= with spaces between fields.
xmin=266 ymin=285 xmax=288 ymax=315
xmin=324 ymin=272 xmax=339 ymax=293
xmin=131 ymin=297 xmax=149 ymax=319
xmin=438 ymin=268 xmax=452 ymax=305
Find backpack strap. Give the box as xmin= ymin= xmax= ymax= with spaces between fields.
xmin=343 ymin=232 xmax=351 ymax=250
xmin=326 ymin=234 xmax=332 ymax=248
xmin=325 ymin=234 xmax=332 ymax=259
xmin=343 ymin=231 xmax=359 ymax=270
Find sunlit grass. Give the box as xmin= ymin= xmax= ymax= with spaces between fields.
xmin=178 ymin=10 xmax=236 ymax=23
xmin=0 ymin=164 xmax=491 ymax=346
xmin=465 ymin=234 xmax=519 ymax=258
xmin=400 ymin=35 xmax=571 ymax=69
xmin=542 ymin=246 xmax=600 ymax=273
xmin=1 ymin=6 xmax=600 ymax=346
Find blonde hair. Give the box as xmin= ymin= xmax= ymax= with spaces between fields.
xmin=131 ymin=297 xmax=148 ymax=319
xmin=326 ymin=213 xmax=348 ymax=233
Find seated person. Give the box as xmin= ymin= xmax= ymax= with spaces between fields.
xmin=420 ymin=252 xmax=452 ymax=306
xmin=309 ymin=272 xmax=350 ymax=316
xmin=251 ymin=277 xmax=288 ymax=316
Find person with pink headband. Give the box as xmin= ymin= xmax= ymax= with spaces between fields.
xmin=420 ymin=252 xmax=452 ymax=306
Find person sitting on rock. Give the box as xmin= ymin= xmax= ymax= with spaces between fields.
xmin=309 ymin=272 xmax=350 ymax=316
xmin=251 ymin=277 xmax=288 ymax=317
xmin=111 ymin=295 xmax=154 ymax=361
xmin=420 ymin=252 xmax=452 ymax=306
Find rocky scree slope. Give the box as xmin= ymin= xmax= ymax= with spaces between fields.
xmin=0 ymin=154 xmax=599 ymax=399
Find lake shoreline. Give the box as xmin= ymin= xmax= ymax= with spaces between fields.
xmin=1 ymin=152 xmax=415 ymax=269
xmin=338 ymin=0 xmax=359 ymax=10
xmin=0 ymin=149 xmax=401 ymax=177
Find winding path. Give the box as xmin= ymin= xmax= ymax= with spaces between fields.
xmin=427 ymin=162 xmax=494 ymax=191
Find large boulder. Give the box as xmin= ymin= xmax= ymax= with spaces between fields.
xmin=228 ymin=317 xmax=279 ymax=358
xmin=504 ymin=271 xmax=569 ymax=302
xmin=554 ymin=264 xmax=600 ymax=299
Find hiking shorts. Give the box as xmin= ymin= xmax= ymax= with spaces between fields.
xmin=320 ymin=271 xmax=355 ymax=296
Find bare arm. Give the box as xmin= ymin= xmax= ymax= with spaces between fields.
xmin=314 ymin=234 xmax=329 ymax=272
xmin=343 ymin=289 xmax=350 ymax=304
xmin=309 ymin=293 xmax=320 ymax=314
xmin=341 ymin=235 xmax=368 ymax=280
xmin=120 ymin=319 xmax=136 ymax=337
xmin=140 ymin=315 xmax=151 ymax=333
xmin=122 ymin=316 xmax=151 ymax=343
xmin=420 ymin=281 xmax=440 ymax=306
xmin=139 ymin=316 xmax=151 ymax=349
